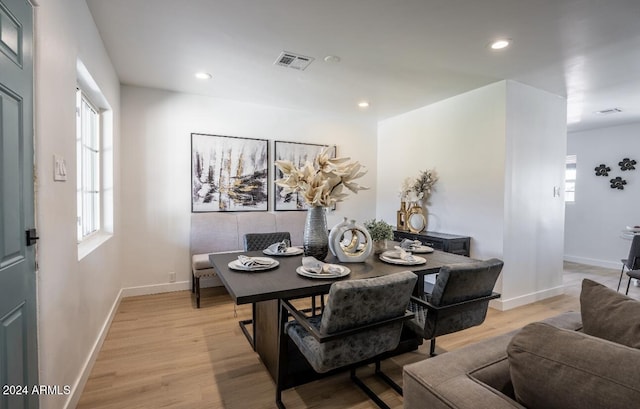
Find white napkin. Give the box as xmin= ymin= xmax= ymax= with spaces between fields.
xmin=384 ymin=246 xmax=416 ymax=262
xmin=238 ymin=255 xmax=274 ymax=267
xmin=301 ymin=256 xmax=342 ymax=274
xmin=266 ymin=240 xmax=288 ymax=253
xmin=400 ymin=239 xmax=422 ymax=250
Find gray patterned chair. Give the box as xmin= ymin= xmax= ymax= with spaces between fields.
xmin=276 ymin=270 xmax=418 ymax=409
xmin=407 ymin=258 xmax=503 ymax=356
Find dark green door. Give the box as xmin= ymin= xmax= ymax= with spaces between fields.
xmin=0 ymin=0 xmax=38 ymax=408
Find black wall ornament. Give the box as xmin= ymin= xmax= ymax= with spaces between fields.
xmin=610 ymin=177 xmax=627 ymax=190
xmin=594 ymin=164 xmax=611 ymax=176
xmin=619 ymin=158 xmax=637 ymax=171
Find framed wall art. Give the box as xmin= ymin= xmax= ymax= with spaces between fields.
xmin=274 ymin=141 xmax=336 ymax=211
xmin=191 ymin=133 xmax=269 ymax=212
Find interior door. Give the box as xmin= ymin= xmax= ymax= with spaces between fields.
xmin=0 ymin=0 xmax=38 ymax=408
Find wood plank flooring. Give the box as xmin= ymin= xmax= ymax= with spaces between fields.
xmin=77 ymin=262 xmax=639 ymax=409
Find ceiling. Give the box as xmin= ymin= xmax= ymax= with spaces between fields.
xmin=86 ymin=0 xmax=640 ymax=132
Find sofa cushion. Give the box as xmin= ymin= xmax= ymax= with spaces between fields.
xmin=580 ymin=278 xmax=640 ymax=348
xmin=507 ymin=322 xmax=640 ymax=409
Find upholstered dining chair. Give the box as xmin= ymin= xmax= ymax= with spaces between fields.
xmin=240 ymin=232 xmax=292 ymax=349
xmin=617 ymin=234 xmax=640 ymax=292
xmin=406 ymin=258 xmax=503 ymax=356
xmin=276 ymin=270 xmax=418 ymax=409
xmin=624 ymin=269 xmax=640 ymax=295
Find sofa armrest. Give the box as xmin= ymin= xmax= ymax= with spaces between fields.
xmin=403 ymin=312 xmax=583 ymax=409
xmin=404 ymin=331 xmax=525 ymax=409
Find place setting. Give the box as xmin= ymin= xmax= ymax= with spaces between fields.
xmin=228 ymin=254 xmax=280 ymax=271
xmin=399 ymin=238 xmax=434 ymax=254
xmin=379 ymin=246 xmax=427 ymax=266
xmin=296 ymin=256 xmax=351 ymax=279
xmin=262 ymin=239 xmax=304 ymax=256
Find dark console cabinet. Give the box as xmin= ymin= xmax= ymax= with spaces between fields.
xmin=393 ymin=230 xmax=471 ymax=257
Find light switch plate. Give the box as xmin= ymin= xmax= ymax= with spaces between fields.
xmin=54 ymin=154 xmax=67 ymax=182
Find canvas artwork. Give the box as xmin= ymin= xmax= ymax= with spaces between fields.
xmin=192 ymin=133 xmax=269 ymax=212
xmin=274 ymin=141 xmax=336 ymax=211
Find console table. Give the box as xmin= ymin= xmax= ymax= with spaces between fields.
xmin=394 ymin=230 xmax=471 ymax=256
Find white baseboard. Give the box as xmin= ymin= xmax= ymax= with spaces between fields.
xmin=491 ymin=285 xmax=565 ymax=311
xmin=121 ymin=280 xmax=191 ymax=297
xmin=64 ymin=288 xmax=123 ymax=409
xmin=563 ymin=255 xmax=620 ymax=270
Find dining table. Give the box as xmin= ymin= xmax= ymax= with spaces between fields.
xmin=209 ymin=246 xmax=476 ymax=385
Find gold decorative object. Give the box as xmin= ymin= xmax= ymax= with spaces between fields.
xmin=397 ymin=201 xmax=408 ymax=231
xmin=407 ymin=204 xmax=427 ymax=233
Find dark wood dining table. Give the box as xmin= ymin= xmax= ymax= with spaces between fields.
xmin=209 ymin=247 xmax=475 ymax=383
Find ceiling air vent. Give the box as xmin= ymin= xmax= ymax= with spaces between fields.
xmin=274 ymin=51 xmax=314 ymax=71
xmin=595 ymin=108 xmax=623 ymax=115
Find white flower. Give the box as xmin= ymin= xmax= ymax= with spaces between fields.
xmin=275 ymin=147 xmax=369 ymax=207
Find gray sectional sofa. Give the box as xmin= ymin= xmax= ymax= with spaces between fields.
xmin=403 ymin=279 xmax=640 ymax=409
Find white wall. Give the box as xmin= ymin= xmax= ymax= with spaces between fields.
xmin=502 ymin=81 xmax=567 ymax=307
xmin=34 ymin=1 xmax=121 ymax=408
xmin=565 ymin=122 xmax=640 ymax=268
xmin=378 ymin=82 xmax=507 ymax=258
xmin=377 ymin=81 xmax=567 ymax=309
xmin=120 ymin=86 xmax=377 ymax=289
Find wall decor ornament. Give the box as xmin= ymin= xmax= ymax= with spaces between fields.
xmin=619 ymin=158 xmax=637 ymax=171
xmin=191 ymin=133 xmax=268 ymax=212
xmin=594 ymin=164 xmax=611 ymax=176
xmin=273 ymin=141 xmax=336 ymax=211
xmin=610 ymin=177 xmax=627 ymax=190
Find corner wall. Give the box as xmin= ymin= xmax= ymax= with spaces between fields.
xmin=565 ymin=122 xmax=640 ymax=268
xmin=377 ymin=81 xmax=567 ymax=309
xmin=34 ymin=1 xmax=121 ymax=408
xmin=119 ymin=86 xmax=378 ymax=289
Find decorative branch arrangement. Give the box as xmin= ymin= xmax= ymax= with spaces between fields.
xmin=275 ymin=147 xmax=368 ymax=208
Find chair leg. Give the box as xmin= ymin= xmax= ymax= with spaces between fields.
xmin=430 ymin=338 xmax=437 ymax=357
xmin=618 ymin=265 xmax=626 ymax=292
xmin=374 ymin=361 xmax=403 ymax=395
xmin=191 ymin=271 xmax=195 ymax=293
xmin=626 ymin=276 xmax=633 ymax=295
xmin=350 ymin=367 xmax=391 ymax=409
xmin=195 ymin=276 xmax=201 ymax=308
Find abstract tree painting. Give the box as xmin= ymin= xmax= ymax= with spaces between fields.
xmin=192 ymin=133 xmax=268 ymax=212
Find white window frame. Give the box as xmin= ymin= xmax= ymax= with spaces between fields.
xmin=76 ymin=88 xmax=101 ymax=241
xmin=565 ymin=154 xmax=576 ymax=203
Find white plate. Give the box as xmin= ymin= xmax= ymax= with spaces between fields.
xmin=626 ymin=225 xmax=640 ymax=233
xmin=379 ymin=254 xmax=426 ymax=265
xmin=409 ymin=245 xmax=434 ymax=254
xmin=228 ymin=257 xmax=279 ymax=271
xmin=263 ymin=247 xmax=304 ymax=256
xmin=296 ymin=265 xmax=351 ymax=279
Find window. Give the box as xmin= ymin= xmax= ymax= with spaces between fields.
xmin=76 ymin=88 xmax=101 ymax=240
xmin=565 ymin=155 xmax=576 ymax=203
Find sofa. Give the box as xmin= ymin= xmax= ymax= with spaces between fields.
xmin=190 ymin=211 xmax=307 ymax=307
xmin=403 ymin=279 xmax=640 ymax=409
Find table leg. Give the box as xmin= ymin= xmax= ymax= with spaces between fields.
xmin=255 ymin=299 xmax=280 ymax=381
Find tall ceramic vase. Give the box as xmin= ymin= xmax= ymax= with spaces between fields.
xmin=304 ymin=206 xmax=329 ymax=260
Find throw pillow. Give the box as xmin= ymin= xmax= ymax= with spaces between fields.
xmin=508 ymin=322 xmax=640 ymax=409
xmin=580 ymin=278 xmax=640 ymax=348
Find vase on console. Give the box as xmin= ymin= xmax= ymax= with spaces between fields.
xmin=304 ymin=206 xmax=329 ymax=260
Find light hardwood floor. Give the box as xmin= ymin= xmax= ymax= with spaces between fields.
xmin=77 ymin=263 xmax=639 ymax=409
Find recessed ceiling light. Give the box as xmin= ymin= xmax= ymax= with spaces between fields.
xmin=358 ymin=101 xmax=369 ymax=108
xmin=489 ymin=39 xmax=511 ymax=50
xmin=195 ymin=72 xmax=212 ymax=80
xmin=323 ymin=55 xmax=341 ymax=63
